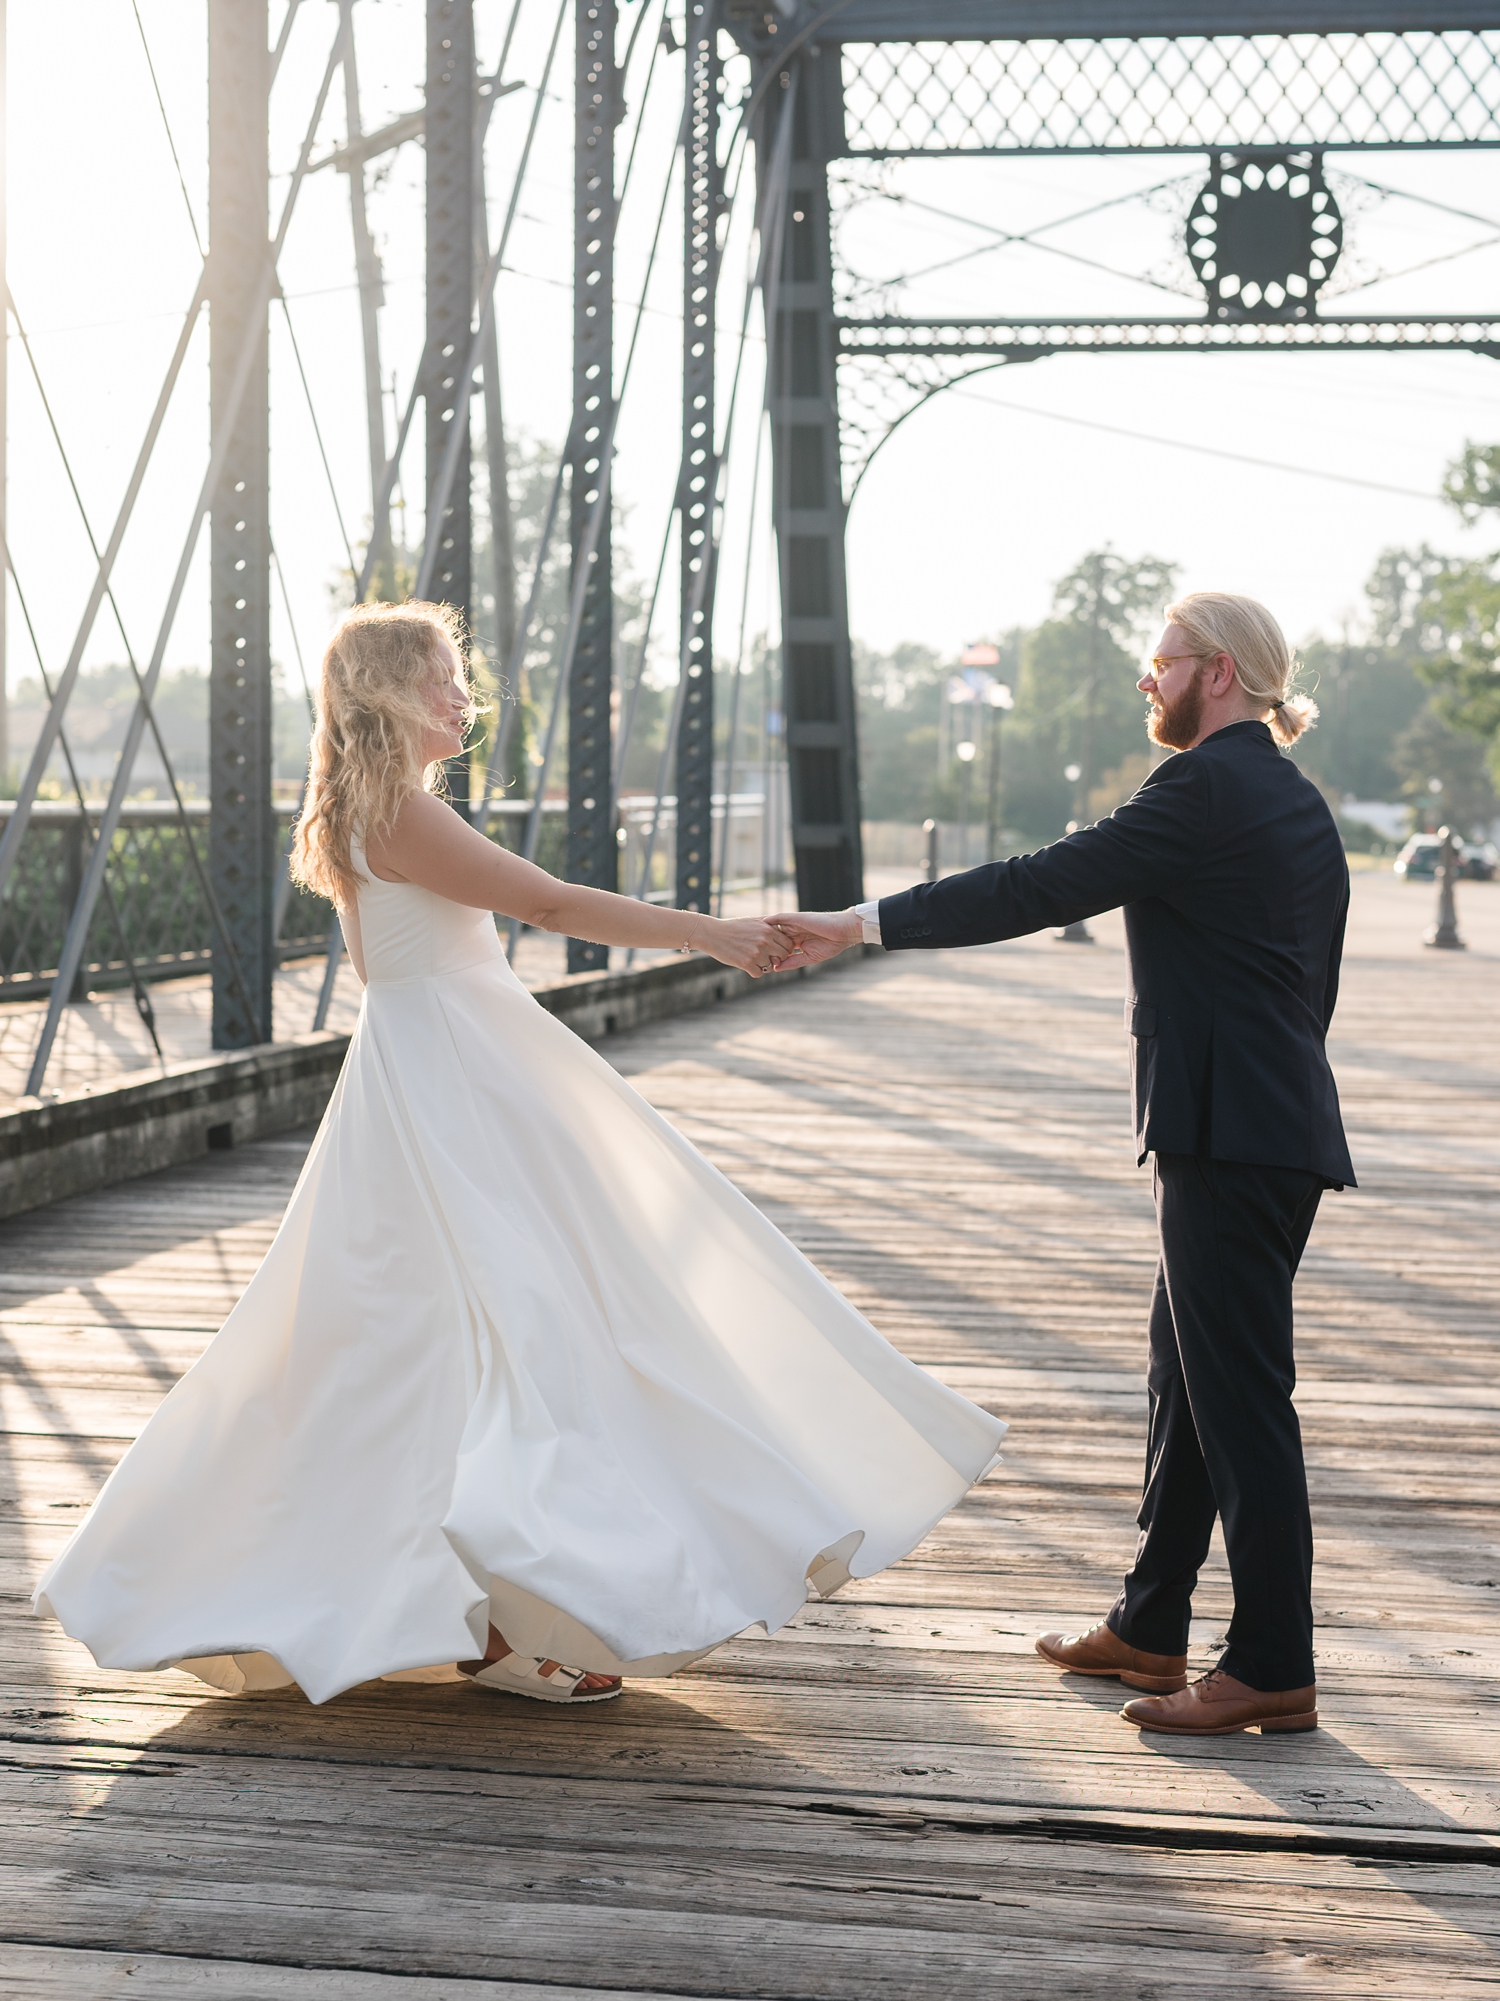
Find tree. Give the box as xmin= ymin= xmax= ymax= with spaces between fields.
xmin=1392 ymin=449 xmax=1500 ymax=781
xmin=1389 ymin=702 xmax=1498 ymax=837
xmin=1047 ymin=547 xmax=1179 ymax=821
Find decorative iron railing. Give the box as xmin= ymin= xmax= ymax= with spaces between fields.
xmin=0 ymin=799 xmax=570 ymax=1000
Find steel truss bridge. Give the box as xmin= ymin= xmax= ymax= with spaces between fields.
xmin=2 ymin=0 xmax=1498 ymax=1095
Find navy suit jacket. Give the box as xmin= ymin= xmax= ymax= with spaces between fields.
xmin=878 ymin=721 xmax=1354 ymax=1186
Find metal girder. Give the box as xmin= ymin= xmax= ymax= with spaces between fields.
xmin=736 ymin=3 xmax=1500 ymax=38
xmin=676 ymin=3 xmax=722 ymax=916
xmin=837 ymin=314 xmax=1500 ymax=356
xmin=338 ymin=0 xmax=390 ymax=576
xmin=566 ymin=0 xmax=620 ymax=971
xmin=768 ymin=58 xmax=865 ymax=912
xmin=426 ymin=0 xmax=475 ymax=808
xmin=208 ymin=0 xmax=275 ymax=1049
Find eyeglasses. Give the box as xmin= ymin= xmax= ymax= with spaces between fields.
xmin=1148 ymin=651 xmax=1210 ymax=674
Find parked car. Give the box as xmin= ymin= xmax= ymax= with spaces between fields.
xmin=1394 ymin=835 xmax=1497 ymax=880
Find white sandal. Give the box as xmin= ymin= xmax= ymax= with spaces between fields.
xmin=467 ymin=1652 xmax=622 ymax=1705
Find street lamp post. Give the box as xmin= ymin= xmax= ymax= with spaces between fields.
xmin=956 ymin=738 xmax=977 ymax=865
xmin=1426 ymin=824 xmax=1465 ymax=950
xmin=984 ymin=679 xmax=1013 ymax=861
xmin=1056 ymin=762 xmax=1093 ymax=943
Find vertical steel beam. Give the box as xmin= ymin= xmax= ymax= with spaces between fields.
xmin=426 ymin=0 xmax=475 ymax=807
xmin=767 ymin=52 xmax=863 ymax=911
xmin=675 ymin=4 xmax=722 ymax=914
xmin=338 ymin=0 xmax=390 ymax=573
xmin=566 ymin=0 xmax=619 ymax=971
xmin=208 ymin=0 xmax=275 ymax=1047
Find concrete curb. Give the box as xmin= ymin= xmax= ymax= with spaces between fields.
xmin=0 ymin=947 xmax=865 ymax=1222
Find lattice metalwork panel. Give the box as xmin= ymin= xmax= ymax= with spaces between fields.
xmin=840 ymin=34 xmax=1500 ymax=154
xmin=836 ymin=351 xmax=1008 ymax=499
xmin=0 ymin=808 xmax=332 ymax=997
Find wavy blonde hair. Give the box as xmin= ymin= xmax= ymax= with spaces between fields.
xmin=1164 ymin=590 xmax=1318 ymax=746
xmin=290 ymin=601 xmax=476 ymax=909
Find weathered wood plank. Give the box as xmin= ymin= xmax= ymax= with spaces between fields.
xmin=0 ymin=874 xmax=1496 ymax=1994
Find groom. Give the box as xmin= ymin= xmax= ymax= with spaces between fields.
xmin=772 ymin=591 xmax=1353 ymax=1737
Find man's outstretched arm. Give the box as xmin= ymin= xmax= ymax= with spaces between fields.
xmin=772 ymin=752 xmax=1209 ymax=966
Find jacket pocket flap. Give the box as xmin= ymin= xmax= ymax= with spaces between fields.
xmin=1127 ymin=1002 xmax=1157 ymax=1037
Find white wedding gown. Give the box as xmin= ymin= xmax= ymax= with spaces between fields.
xmin=35 ymin=860 xmax=1006 ymax=1705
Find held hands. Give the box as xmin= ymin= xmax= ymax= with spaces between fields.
xmin=691 ymin=907 xmax=863 ymax=976
xmin=695 ymin=916 xmax=801 ymax=978
xmin=763 ymin=909 xmax=864 ymax=970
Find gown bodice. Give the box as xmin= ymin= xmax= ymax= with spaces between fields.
xmin=352 ymin=847 xmax=511 ymax=985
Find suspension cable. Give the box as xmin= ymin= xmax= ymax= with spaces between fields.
xmin=131 ymin=0 xmax=205 ymax=259
xmin=279 ymin=296 xmax=358 ymax=576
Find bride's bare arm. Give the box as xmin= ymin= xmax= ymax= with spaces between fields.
xmin=367 ymin=791 xmax=794 ymax=974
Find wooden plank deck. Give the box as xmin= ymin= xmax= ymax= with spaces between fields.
xmin=2 ymin=871 xmax=1497 ymax=1998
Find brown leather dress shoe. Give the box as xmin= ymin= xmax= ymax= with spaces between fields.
xmin=1035 ymin=1620 xmax=1188 ymax=1693
xmin=1121 ymin=1668 xmax=1317 ymax=1735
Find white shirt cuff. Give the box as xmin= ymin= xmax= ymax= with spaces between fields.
xmin=854 ymin=898 xmax=883 ymax=947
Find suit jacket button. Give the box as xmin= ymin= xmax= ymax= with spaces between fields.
xmin=922 ymin=926 xmax=933 ymax=936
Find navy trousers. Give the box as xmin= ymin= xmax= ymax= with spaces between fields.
xmin=1108 ymin=1153 xmax=1324 ymax=1692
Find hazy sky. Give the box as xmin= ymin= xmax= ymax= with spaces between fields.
xmin=7 ymin=0 xmax=1500 ymax=719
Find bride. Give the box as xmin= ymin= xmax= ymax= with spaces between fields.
xmin=34 ymin=601 xmax=1005 ymax=1707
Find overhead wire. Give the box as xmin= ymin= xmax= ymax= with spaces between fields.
xmin=941 ymin=379 xmax=1445 ymax=503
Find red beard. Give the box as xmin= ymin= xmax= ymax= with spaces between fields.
xmin=1147 ymin=666 xmax=1205 ymax=751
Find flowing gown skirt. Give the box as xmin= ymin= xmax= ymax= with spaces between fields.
xmin=35 ymin=873 xmax=1005 ymax=1706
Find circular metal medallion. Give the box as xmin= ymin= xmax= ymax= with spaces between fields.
xmin=1187 ymin=151 xmax=1343 ymax=320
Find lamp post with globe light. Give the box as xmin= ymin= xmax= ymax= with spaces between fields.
xmin=984 ymin=679 xmax=1014 ymax=861
xmin=955 ymin=738 xmax=978 ymax=865
xmin=951 ymin=643 xmax=1005 ymax=868
xmin=1056 ymin=763 xmax=1094 ymax=943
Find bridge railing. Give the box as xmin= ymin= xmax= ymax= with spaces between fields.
xmin=0 ymin=799 xmax=570 ymax=1000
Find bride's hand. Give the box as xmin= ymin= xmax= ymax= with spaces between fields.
xmin=694 ymin=916 xmax=797 ymax=978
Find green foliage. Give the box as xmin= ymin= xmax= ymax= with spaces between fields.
xmin=1287 ymin=637 xmax=1429 ymax=802
xmin=853 ymin=549 xmax=1177 ymax=843
xmin=1050 ymin=548 xmax=1179 ymax=645
xmin=1388 ymin=701 xmax=1498 ymax=838
xmin=1441 ymin=441 xmax=1500 ymax=522
xmin=1375 ymin=446 xmax=1500 ymax=783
